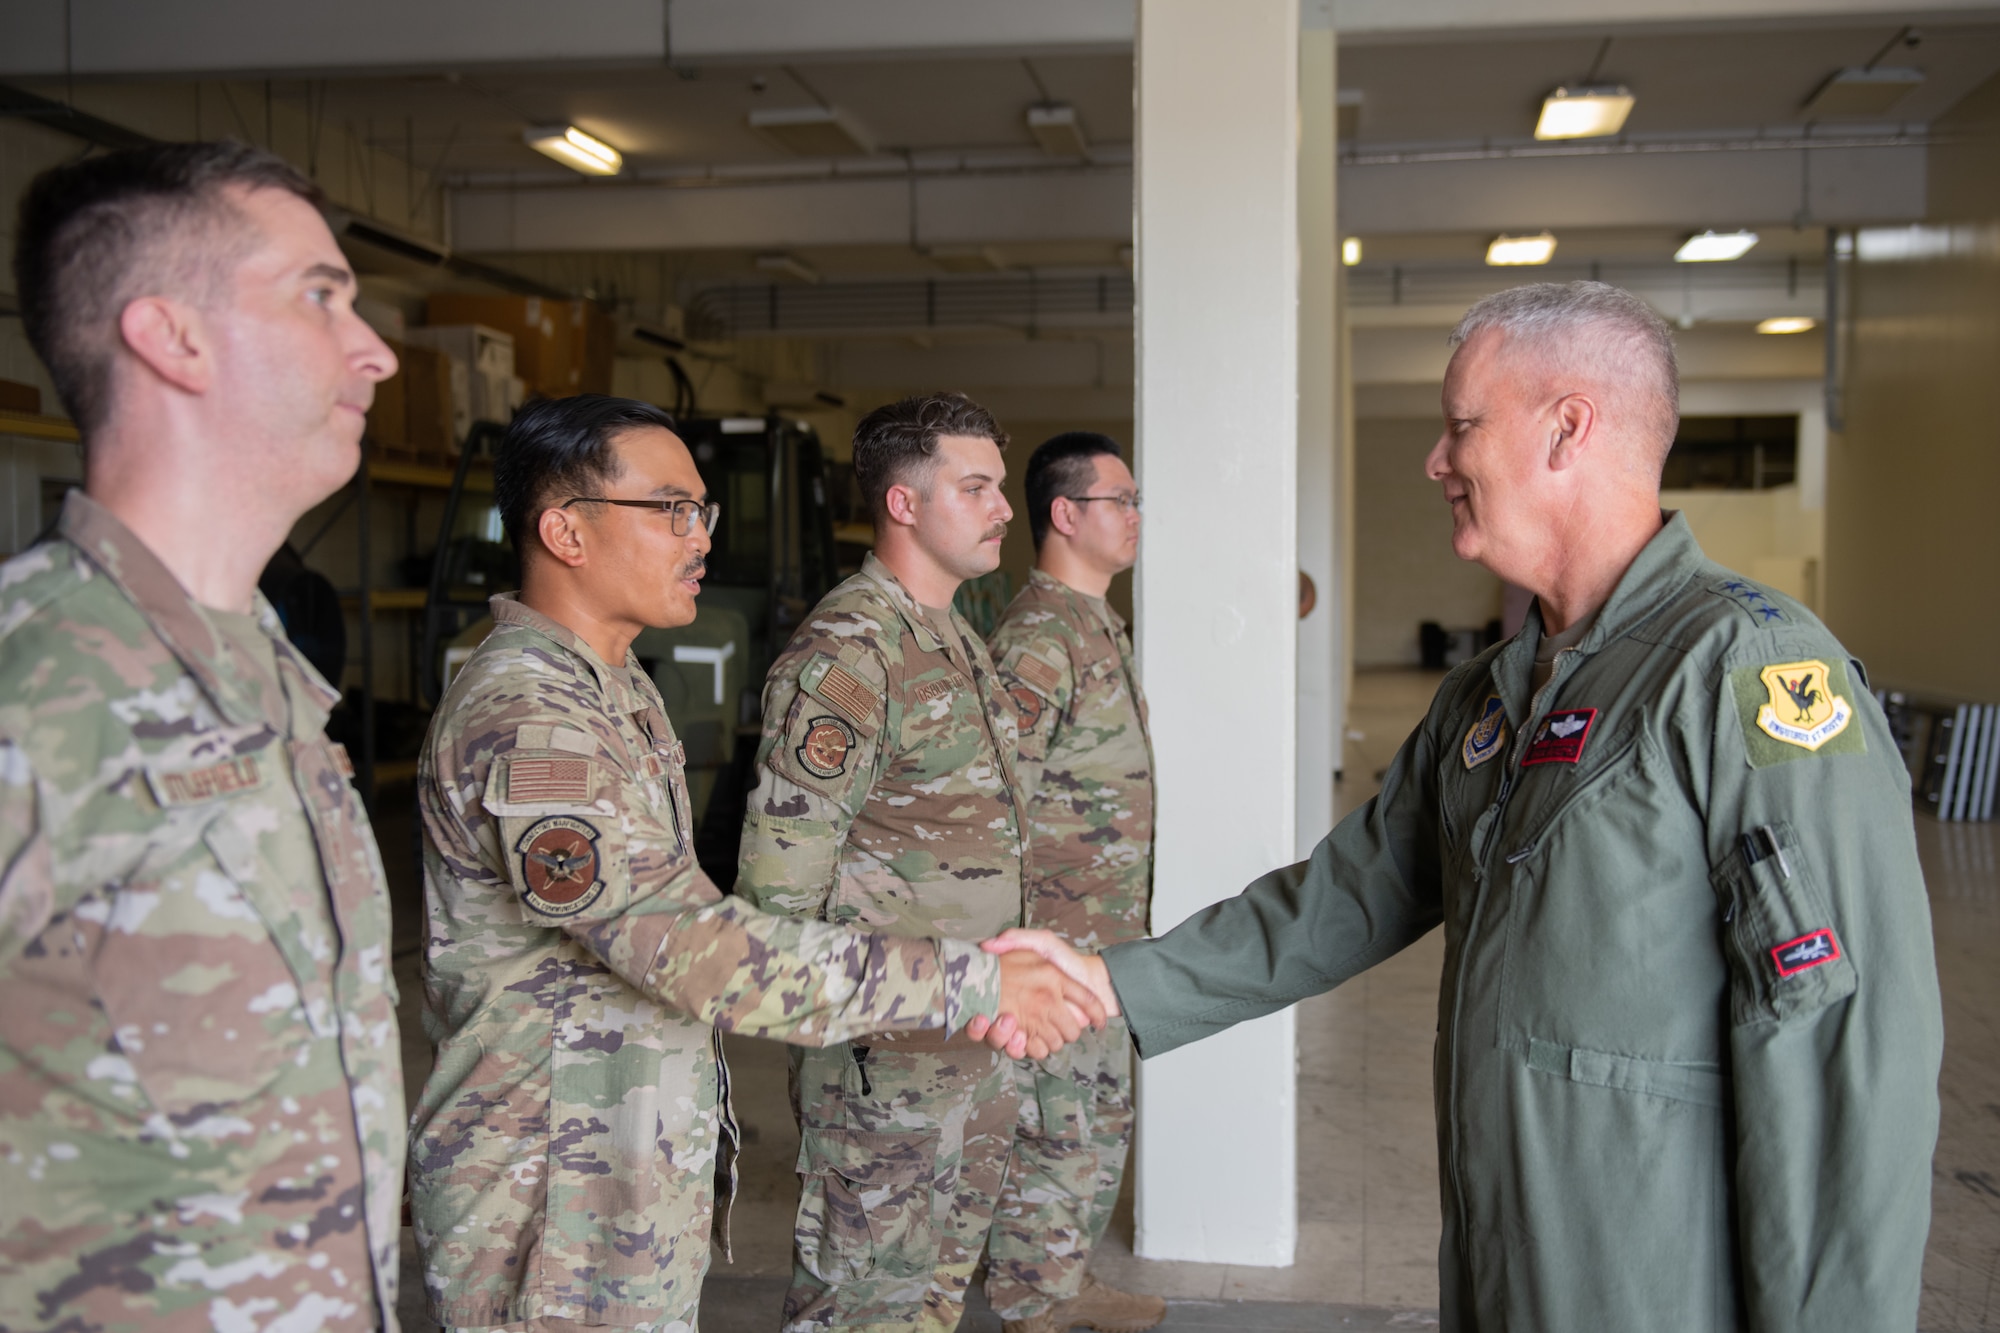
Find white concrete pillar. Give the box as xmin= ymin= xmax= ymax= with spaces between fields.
xmin=1297 ymin=20 xmax=1339 ymax=857
xmin=1132 ymin=0 xmax=1300 ymax=1267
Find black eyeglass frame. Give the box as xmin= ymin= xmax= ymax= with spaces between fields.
xmin=560 ymin=496 xmax=721 ymax=536
xmin=1063 ymin=493 xmax=1144 ymax=514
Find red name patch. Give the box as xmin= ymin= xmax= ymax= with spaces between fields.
xmin=1522 ymin=708 xmax=1597 ymax=766
xmin=1770 ymin=928 xmax=1842 ymax=978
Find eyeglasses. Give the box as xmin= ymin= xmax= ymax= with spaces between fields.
xmin=561 ymin=496 xmax=721 ymax=536
xmin=1067 ymin=493 xmax=1143 ymax=515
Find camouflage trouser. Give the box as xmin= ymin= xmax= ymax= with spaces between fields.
xmin=983 ymin=1019 xmax=1135 ymax=1320
xmin=784 ymin=1040 xmax=1020 ymax=1333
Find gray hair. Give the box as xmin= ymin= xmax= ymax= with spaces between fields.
xmin=1448 ymin=281 xmax=1680 ymax=468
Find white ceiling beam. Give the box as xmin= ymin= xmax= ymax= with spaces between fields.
xmin=451 ymin=168 xmax=1133 ymax=251
xmin=0 ymin=0 xmax=667 ymax=77
xmin=1332 ymin=0 xmax=2000 ymax=38
xmin=1342 ymin=141 xmax=1924 ymax=233
xmin=666 ymin=0 xmax=1135 ymax=60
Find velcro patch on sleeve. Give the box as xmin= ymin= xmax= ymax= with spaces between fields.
xmin=802 ymin=655 xmax=880 ymax=729
xmin=1013 ymin=651 xmax=1063 ymax=698
xmin=1770 ymin=928 xmax=1841 ymax=978
xmin=508 ymin=756 xmax=593 ymax=804
xmin=1729 ymin=657 xmax=1868 ymax=768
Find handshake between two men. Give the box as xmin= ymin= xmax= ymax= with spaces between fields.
xmin=966 ymin=928 xmax=1124 ymax=1060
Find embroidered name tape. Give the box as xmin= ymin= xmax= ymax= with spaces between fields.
xmin=148 ymin=754 xmax=268 ymax=807
xmin=1523 ymin=708 xmax=1597 ymax=766
xmin=1462 ymin=695 xmax=1507 ymax=771
xmin=913 ymin=676 xmax=965 ymax=705
xmin=1770 ymin=928 xmax=1842 ymax=978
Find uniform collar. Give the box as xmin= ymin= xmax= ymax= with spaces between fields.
xmin=1027 ymin=567 xmax=1125 ymax=636
xmin=488 ymin=592 xmax=650 ymax=714
xmin=859 ymin=551 xmax=953 ymax=654
xmin=1491 ymin=511 xmax=1705 ymax=698
xmin=58 ymin=490 xmax=330 ymax=732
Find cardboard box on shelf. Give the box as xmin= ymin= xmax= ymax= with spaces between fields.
xmin=365 ymin=340 xmax=407 ymax=449
xmin=424 ymin=295 xmax=613 ymax=400
xmin=401 ymin=342 xmax=456 ymax=461
xmin=0 ymin=379 xmax=42 ymax=414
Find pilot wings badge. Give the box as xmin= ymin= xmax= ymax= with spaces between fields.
xmin=1755 ymin=659 xmax=1853 ymax=751
xmin=1462 ymin=695 xmax=1508 ymax=771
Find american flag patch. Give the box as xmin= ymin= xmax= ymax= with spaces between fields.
xmin=1014 ymin=653 xmax=1062 ymax=696
xmin=508 ymin=757 xmax=591 ymax=804
xmin=815 ymin=661 xmax=878 ymax=727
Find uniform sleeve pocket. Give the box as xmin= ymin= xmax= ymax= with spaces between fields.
xmin=1710 ymin=820 xmax=1858 ymax=1027
xmin=793 ymin=1126 xmax=939 ymax=1283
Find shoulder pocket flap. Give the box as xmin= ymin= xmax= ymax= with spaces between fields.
xmin=1527 ymin=1038 xmax=1727 ymax=1109
xmin=796 ymin=1125 xmax=939 ymax=1186
xmin=481 ymin=752 xmax=613 ymax=817
xmin=1710 ymin=819 xmax=1859 ymax=1026
xmin=1001 ymin=645 xmax=1064 ymax=702
xmin=800 ymin=653 xmax=883 ymax=735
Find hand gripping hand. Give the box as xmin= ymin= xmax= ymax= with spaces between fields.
xmin=982 ymin=927 xmax=1119 ymax=1023
xmin=963 ymin=947 xmax=1110 ymax=1060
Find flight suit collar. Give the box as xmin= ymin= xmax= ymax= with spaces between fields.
xmin=859 ymin=551 xmax=952 ymax=655
xmin=57 ymin=489 xmax=331 ymax=735
xmin=488 ymin=592 xmax=650 ymax=714
xmin=1490 ymin=511 xmax=1705 ymax=714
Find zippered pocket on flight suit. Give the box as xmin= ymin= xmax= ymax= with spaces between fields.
xmin=1710 ymin=820 xmax=1857 ymax=1026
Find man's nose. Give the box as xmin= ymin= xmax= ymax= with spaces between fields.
xmin=995 ymin=491 xmax=1014 ymax=523
xmin=1423 ymin=432 xmax=1452 ymax=482
xmin=349 ymin=315 xmax=398 ymax=383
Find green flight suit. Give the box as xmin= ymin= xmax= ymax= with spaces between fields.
xmin=1104 ymin=515 xmax=1943 ymax=1333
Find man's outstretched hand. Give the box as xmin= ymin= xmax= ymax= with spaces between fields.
xmin=962 ymin=948 xmax=1110 ymax=1060
xmin=983 ymin=928 xmax=1120 ymax=1022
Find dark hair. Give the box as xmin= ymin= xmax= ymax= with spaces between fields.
xmin=13 ymin=140 xmax=323 ymax=437
xmin=851 ymin=391 xmax=1008 ymax=519
xmin=494 ymin=394 xmax=679 ymax=555
xmin=1025 ymin=431 xmax=1123 ymax=549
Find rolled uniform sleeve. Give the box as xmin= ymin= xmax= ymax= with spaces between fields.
xmin=1703 ymin=648 xmax=1942 ymax=1332
xmin=1104 ymin=698 xmax=1448 ymax=1057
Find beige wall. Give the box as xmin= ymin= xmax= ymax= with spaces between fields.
xmin=1354 ymin=415 xmax=1500 ymax=666
xmin=1825 ymin=72 xmax=2000 ymax=700
xmin=1664 ymin=485 xmax=1824 ymax=612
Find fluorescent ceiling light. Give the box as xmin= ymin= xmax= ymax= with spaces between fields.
xmin=1757 ymin=317 xmax=1818 ymax=335
xmin=1804 ymin=66 xmax=1924 ymax=118
xmin=755 ymin=253 xmax=820 ymax=284
xmin=749 ymin=106 xmax=874 ymax=156
xmin=1486 ymin=232 xmax=1557 ymax=266
xmin=1535 ymin=85 xmax=1635 ymax=140
xmin=1026 ymin=104 xmax=1089 ymax=157
xmin=1342 ymin=237 xmax=1362 ymax=266
xmin=523 ymin=125 xmax=623 ymax=176
xmin=1675 ymin=230 xmax=1760 ymax=263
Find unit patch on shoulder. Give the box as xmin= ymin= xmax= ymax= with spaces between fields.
xmin=796 ymin=715 xmax=857 ymax=779
xmin=515 ymin=815 xmax=606 ymax=917
xmin=507 ymin=756 xmax=592 ymax=804
xmin=1730 ymin=658 xmax=1866 ymax=767
xmin=1770 ymin=927 xmax=1842 ymax=978
xmin=1522 ymin=708 xmax=1597 ymax=766
xmin=1461 ymin=694 xmax=1508 ymax=771
xmin=1009 ymin=684 xmax=1047 ymax=732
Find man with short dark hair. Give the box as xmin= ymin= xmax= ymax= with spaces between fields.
xmin=984 ymin=433 xmax=1161 ymax=1333
xmin=411 ymin=394 xmax=1099 ymax=1332
xmin=736 ymin=391 xmax=1035 ymax=1333
xmin=1000 ymin=281 xmax=1945 ymax=1332
xmin=0 ymin=142 xmax=406 ymax=1329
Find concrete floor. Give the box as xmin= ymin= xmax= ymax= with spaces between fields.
xmin=387 ymin=667 xmax=2000 ymax=1332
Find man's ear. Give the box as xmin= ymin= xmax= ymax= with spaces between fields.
xmin=119 ymin=295 xmax=210 ymax=395
xmin=881 ymin=482 xmax=921 ymax=528
xmin=1048 ymin=495 xmax=1082 ymax=540
xmin=536 ymin=506 xmax=590 ymax=569
xmin=1546 ymin=393 xmax=1599 ymax=472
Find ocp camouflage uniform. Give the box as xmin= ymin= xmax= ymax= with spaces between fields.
xmin=411 ymin=594 xmax=1001 ymax=1332
xmin=0 ymin=492 xmax=404 ymax=1332
xmin=983 ymin=570 xmax=1154 ymax=1320
xmin=736 ymin=552 xmax=1028 ymax=1333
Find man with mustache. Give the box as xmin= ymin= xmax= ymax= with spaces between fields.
xmin=409 ymin=395 xmax=1102 ymax=1332
xmin=0 ymin=141 xmax=405 ymax=1331
xmin=735 ymin=392 xmax=1034 ymax=1333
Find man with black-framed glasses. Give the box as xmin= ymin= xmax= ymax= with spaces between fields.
xmin=984 ymin=432 xmax=1161 ymax=1333
xmin=408 ymin=394 xmax=1105 ymax=1333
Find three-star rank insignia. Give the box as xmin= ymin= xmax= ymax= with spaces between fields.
xmin=1753 ymin=659 xmax=1854 ymax=751
xmin=516 ymin=815 xmax=606 ymax=917
xmin=1462 ymin=695 xmax=1507 ymax=770
xmin=796 ymin=714 xmax=856 ymax=779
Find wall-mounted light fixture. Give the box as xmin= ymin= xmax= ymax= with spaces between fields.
xmin=1486 ymin=232 xmax=1557 ymax=266
xmin=1535 ymin=85 xmax=1635 ymax=140
xmin=1026 ymin=104 xmax=1089 ymax=157
xmin=1675 ymin=231 xmax=1760 ymax=262
xmin=1342 ymin=237 xmax=1362 ymax=266
xmin=1757 ymin=316 xmax=1818 ymax=335
xmin=523 ymin=125 xmax=623 ymax=176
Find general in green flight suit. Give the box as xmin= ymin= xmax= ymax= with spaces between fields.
xmin=1005 ymin=282 xmax=1944 ymax=1333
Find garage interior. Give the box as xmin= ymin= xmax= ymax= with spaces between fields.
xmin=2 ymin=2 xmax=1998 ymax=1330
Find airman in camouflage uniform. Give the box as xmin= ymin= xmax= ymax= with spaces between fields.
xmin=737 ymin=393 xmax=1032 ymax=1333
xmin=983 ymin=435 xmax=1161 ymax=1333
xmin=411 ymin=396 xmax=1090 ymax=1333
xmin=1 ymin=143 xmax=405 ymax=1332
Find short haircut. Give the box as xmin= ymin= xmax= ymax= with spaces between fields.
xmin=851 ymin=391 xmax=1008 ymax=519
xmin=1025 ymin=431 xmax=1123 ymax=549
xmin=493 ymin=394 xmax=679 ymax=555
xmin=13 ymin=140 xmax=323 ymax=437
xmin=1448 ymin=281 xmax=1681 ymax=473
